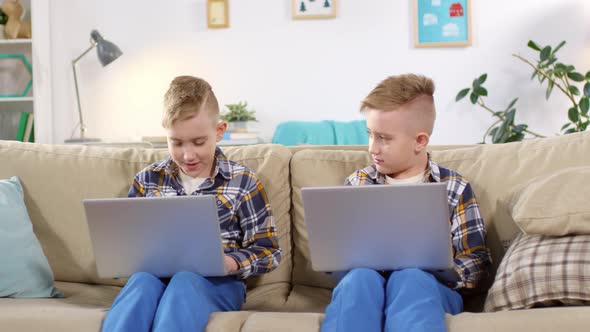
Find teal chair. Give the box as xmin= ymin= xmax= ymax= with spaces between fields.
xmin=272 ymin=120 xmax=368 ymax=146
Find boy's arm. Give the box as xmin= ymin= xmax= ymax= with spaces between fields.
xmin=451 ymin=182 xmax=492 ymax=290
xmin=128 ymin=174 xmax=146 ymax=197
xmin=225 ymin=176 xmax=281 ymax=279
xmin=344 ymin=170 xmax=369 ymax=186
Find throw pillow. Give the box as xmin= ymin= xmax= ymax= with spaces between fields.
xmin=0 ymin=176 xmax=62 ymax=298
xmin=484 ymin=233 xmax=590 ymax=311
xmin=506 ymin=166 xmax=590 ymax=236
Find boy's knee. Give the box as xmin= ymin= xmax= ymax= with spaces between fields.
xmin=345 ymin=268 xmax=382 ymax=283
xmin=337 ymin=268 xmax=384 ymax=292
xmin=124 ymin=272 xmax=164 ymax=298
xmin=128 ymin=272 xmax=161 ymax=286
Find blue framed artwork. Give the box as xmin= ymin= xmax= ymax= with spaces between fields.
xmin=414 ymin=0 xmax=472 ymax=47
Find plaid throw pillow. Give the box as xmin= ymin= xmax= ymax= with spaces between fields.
xmin=485 ymin=233 xmax=590 ymax=312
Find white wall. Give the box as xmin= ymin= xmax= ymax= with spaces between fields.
xmin=47 ymin=0 xmax=590 ymax=144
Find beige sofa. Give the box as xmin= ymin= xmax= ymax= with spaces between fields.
xmin=1 ymin=131 xmax=589 ymax=331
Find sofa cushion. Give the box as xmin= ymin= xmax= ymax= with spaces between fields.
xmin=447 ymin=306 xmax=590 ymax=332
xmin=506 ymin=166 xmax=590 ymax=236
xmin=207 ymin=312 xmax=324 ymax=332
xmin=484 ymin=233 xmax=590 ymax=312
xmin=0 ymin=281 xmax=120 ymax=332
xmin=0 ymin=176 xmax=62 ymax=298
xmin=0 ymin=142 xmax=292 ymax=295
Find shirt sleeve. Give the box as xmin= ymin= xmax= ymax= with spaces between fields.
xmin=345 ymin=170 xmax=369 ymax=186
xmin=451 ymin=182 xmax=492 ymax=289
xmin=225 ymin=175 xmax=281 ymax=279
xmin=128 ymin=174 xmax=146 ymax=197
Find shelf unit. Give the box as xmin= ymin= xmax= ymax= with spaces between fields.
xmin=0 ymin=38 xmax=33 ymax=44
xmin=0 ymin=0 xmax=34 ymax=141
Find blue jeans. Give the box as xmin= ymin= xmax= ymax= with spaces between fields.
xmin=321 ymin=268 xmax=463 ymax=332
xmin=102 ymin=271 xmax=245 ymax=332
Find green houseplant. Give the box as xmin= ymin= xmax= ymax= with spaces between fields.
xmin=0 ymin=8 xmax=8 ymax=39
xmin=221 ymin=101 xmax=257 ymax=132
xmin=456 ymin=40 xmax=589 ymax=144
xmin=0 ymin=9 xmax=8 ymax=25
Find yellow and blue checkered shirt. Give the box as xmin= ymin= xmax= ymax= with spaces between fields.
xmin=128 ymin=147 xmax=281 ymax=279
xmin=346 ymin=157 xmax=492 ymax=290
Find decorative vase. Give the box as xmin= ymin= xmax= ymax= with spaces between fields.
xmin=227 ymin=121 xmax=248 ymax=133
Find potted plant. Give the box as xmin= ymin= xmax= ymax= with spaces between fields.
xmin=0 ymin=8 xmax=8 ymax=39
xmin=221 ymin=101 xmax=257 ymax=132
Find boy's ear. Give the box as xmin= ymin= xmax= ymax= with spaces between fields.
xmin=216 ymin=121 xmax=227 ymax=142
xmin=415 ymin=132 xmax=430 ymax=152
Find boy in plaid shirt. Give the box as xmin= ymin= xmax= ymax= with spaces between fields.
xmin=321 ymin=74 xmax=491 ymax=332
xmin=102 ymin=76 xmax=281 ymax=332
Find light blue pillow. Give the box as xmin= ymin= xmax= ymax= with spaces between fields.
xmin=0 ymin=176 xmax=62 ymax=298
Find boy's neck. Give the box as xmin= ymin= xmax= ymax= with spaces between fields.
xmin=386 ymin=152 xmax=429 ymax=180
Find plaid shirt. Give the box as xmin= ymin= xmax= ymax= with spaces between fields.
xmin=128 ymin=147 xmax=281 ymax=279
xmin=345 ymin=156 xmax=491 ymax=290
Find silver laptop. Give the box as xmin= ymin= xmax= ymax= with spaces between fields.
xmin=301 ymin=182 xmax=457 ymax=277
xmin=83 ymin=195 xmax=226 ymax=278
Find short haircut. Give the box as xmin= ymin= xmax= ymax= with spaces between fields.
xmin=361 ymin=74 xmax=436 ymax=134
xmin=162 ymin=76 xmax=220 ymax=128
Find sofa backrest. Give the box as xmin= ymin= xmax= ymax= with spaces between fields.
xmin=0 ymin=142 xmax=292 ymax=289
xmin=289 ymin=131 xmax=590 ymax=289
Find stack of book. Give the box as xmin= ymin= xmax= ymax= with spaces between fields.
xmin=16 ymin=112 xmax=34 ymax=142
xmin=219 ymin=132 xmax=261 ymax=146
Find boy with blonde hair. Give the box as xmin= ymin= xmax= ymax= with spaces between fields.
xmin=102 ymin=76 xmax=281 ymax=332
xmin=321 ymin=74 xmax=491 ymax=332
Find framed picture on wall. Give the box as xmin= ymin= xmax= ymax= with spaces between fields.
xmin=414 ymin=0 xmax=472 ymax=47
xmin=207 ymin=0 xmax=229 ymax=28
xmin=292 ymin=0 xmax=337 ymax=20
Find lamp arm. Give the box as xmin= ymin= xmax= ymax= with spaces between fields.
xmin=71 ymin=43 xmax=96 ymax=140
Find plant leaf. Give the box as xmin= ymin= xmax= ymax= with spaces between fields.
xmin=456 ymin=88 xmax=470 ymax=102
xmin=472 ymin=78 xmax=480 ymax=89
xmin=478 ymin=74 xmax=488 ymax=85
xmin=506 ymin=98 xmax=518 ymax=111
xmin=527 ymin=40 xmax=541 ymax=51
xmin=505 ymin=109 xmax=516 ymax=125
xmin=586 ymin=71 xmax=590 ymax=81
xmin=561 ymin=122 xmax=571 ymax=131
xmin=546 ymin=80 xmax=554 ymax=100
xmin=554 ymin=63 xmax=567 ymax=75
xmin=567 ymin=72 xmax=585 ymax=82
xmin=569 ymin=85 xmax=580 ymax=96
xmin=474 ymin=87 xmax=488 ymax=96
xmin=492 ymin=125 xmax=506 ymax=143
xmin=540 ymin=46 xmax=551 ymax=61
xmin=580 ymin=97 xmax=589 ymax=115
xmin=506 ymin=133 xmax=525 ymax=143
xmin=513 ymin=124 xmax=527 ymax=134
xmin=531 ymin=71 xmax=537 ymax=80
xmin=489 ymin=127 xmax=499 ymax=138
xmin=552 ymin=40 xmax=566 ymax=55
xmin=469 ymin=92 xmax=478 ymax=104
xmin=565 ymin=128 xmax=577 ymax=134
xmin=568 ymin=107 xmax=579 ymax=122
xmin=584 ymin=82 xmax=590 ymax=97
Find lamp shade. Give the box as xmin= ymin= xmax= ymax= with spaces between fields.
xmin=90 ymin=30 xmax=123 ymax=67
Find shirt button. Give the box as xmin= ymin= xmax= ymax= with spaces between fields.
xmin=217 ymin=200 xmax=222 ymax=205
